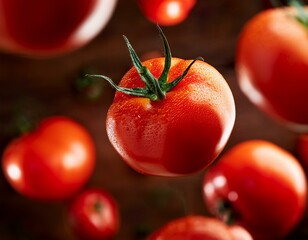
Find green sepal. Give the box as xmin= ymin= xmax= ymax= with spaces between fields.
xmin=289 ymin=0 xmax=308 ymax=27
xmin=86 ymin=25 xmax=203 ymax=101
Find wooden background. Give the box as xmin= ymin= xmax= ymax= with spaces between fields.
xmin=0 ymin=0 xmax=307 ymax=239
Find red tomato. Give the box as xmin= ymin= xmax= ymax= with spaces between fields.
xmin=137 ymin=0 xmax=196 ymax=26
xmin=147 ymin=215 xmax=246 ymax=240
xmin=236 ymin=6 xmax=308 ymax=131
xmin=203 ymin=140 xmax=307 ymax=240
xmin=297 ymin=133 xmax=308 ymax=167
xmin=0 ymin=0 xmax=117 ymax=57
xmin=68 ymin=188 xmax=119 ymax=240
xmin=2 ymin=116 xmax=96 ymax=201
xmin=95 ymin=27 xmax=235 ymax=176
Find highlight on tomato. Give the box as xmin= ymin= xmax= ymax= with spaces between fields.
xmin=0 ymin=0 xmax=117 ymax=57
xmin=87 ymin=26 xmax=235 ymax=176
xmin=147 ymin=215 xmax=252 ymax=240
xmin=137 ymin=0 xmax=196 ymax=26
xmin=236 ymin=2 xmax=308 ymax=132
xmin=67 ymin=188 xmax=120 ymax=240
xmin=202 ymin=140 xmax=307 ymax=240
xmin=2 ymin=116 xmax=96 ymax=201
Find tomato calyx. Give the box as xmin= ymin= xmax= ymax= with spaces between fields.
xmin=94 ymin=198 xmax=103 ymax=212
xmin=216 ymin=199 xmax=238 ymax=225
xmin=271 ymin=0 xmax=308 ymax=28
xmin=86 ymin=25 xmax=203 ymax=101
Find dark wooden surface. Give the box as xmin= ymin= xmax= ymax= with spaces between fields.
xmin=0 ymin=0 xmax=307 ymax=239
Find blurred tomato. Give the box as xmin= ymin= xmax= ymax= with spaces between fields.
xmin=147 ymin=215 xmax=246 ymax=240
xmin=236 ymin=6 xmax=308 ymax=131
xmin=0 ymin=0 xmax=117 ymax=57
xmin=68 ymin=188 xmax=119 ymax=240
xmin=203 ymin=140 xmax=307 ymax=240
xmin=137 ymin=0 xmax=196 ymax=26
xmin=2 ymin=116 xmax=96 ymax=201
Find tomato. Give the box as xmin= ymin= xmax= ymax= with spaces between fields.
xmin=90 ymin=26 xmax=235 ymax=176
xmin=236 ymin=6 xmax=308 ymax=131
xmin=202 ymin=140 xmax=307 ymax=240
xmin=137 ymin=0 xmax=196 ymax=26
xmin=147 ymin=216 xmax=232 ymax=240
xmin=2 ymin=116 xmax=96 ymax=201
xmin=0 ymin=0 xmax=117 ymax=57
xmin=297 ymin=133 xmax=308 ymax=168
xmin=147 ymin=215 xmax=251 ymax=240
xmin=67 ymin=188 xmax=119 ymax=240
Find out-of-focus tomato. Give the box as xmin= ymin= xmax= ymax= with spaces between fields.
xmin=0 ymin=0 xmax=117 ymax=57
xmin=90 ymin=26 xmax=235 ymax=176
xmin=2 ymin=116 xmax=96 ymax=201
xmin=236 ymin=6 xmax=308 ymax=131
xmin=68 ymin=188 xmax=119 ymax=240
xmin=147 ymin=215 xmax=252 ymax=240
xmin=137 ymin=0 xmax=196 ymax=26
xmin=203 ymin=140 xmax=307 ymax=240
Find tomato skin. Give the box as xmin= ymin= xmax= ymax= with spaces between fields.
xmin=137 ymin=0 xmax=196 ymax=26
xmin=106 ymin=58 xmax=235 ymax=176
xmin=0 ymin=0 xmax=117 ymax=57
xmin=147 ymin=215 xmax=247 ymax=240
xmin=2 ymin=116 xmax=96 ymax=201
xmin=68 ymin=188 xmax=119 ymax=240
xmin=203 ymin=140 xmax=307 ymax=240
xmin=228 ymin=225 xmax=253 ymax=240
xmin=236 ymin=7 xmax=308 ymax=131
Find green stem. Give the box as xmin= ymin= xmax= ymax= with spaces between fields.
xmin=216 ymin=200 xmax=237 ymax=225
xmin=85 ymin=25 xmax=202 ymax=101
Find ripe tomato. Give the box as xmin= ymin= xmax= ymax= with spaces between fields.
xmin=203 ymin=140 xmax=307 ymax=240
xmin=147 ymin=215 xmax=250 ymax=240
xmin=67 ymin=188 xmax=119 ymax=240
xmin=236 ymin=6 xmax=308 ymax=131
xmin=137 ymin=0 xmax=196 ymax=26
xmin=0 ymin=0 xmax=117 ymax=57
xmin=2 ymin=116 xmax=96 ymax=201
xmin=91 ymin=26 xmax=235 ymax=176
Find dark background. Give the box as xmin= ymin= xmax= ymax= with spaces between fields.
xmin=0 ymin=0 xmax=307 ymax=239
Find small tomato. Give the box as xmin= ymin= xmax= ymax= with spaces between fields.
xmin=236 ymin=5 xmax=308 ymax=131
xmin=68 ymin=188 xmax=119 ymax=240
xmin=2 ymin=116 xmax=96 ymax=200
xmin=147 ymin=216 xmax=234 ymax=240
xmin=137 ymin=0 xmax=196 ymax=26
xmin=203 ymin=140 xmax=307 ymax=240
xmin=0 ymin=0 xmax=117 ymax=57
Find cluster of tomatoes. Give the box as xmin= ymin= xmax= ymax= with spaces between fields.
xmin=1 ymin=0 xmax=308 ymax=240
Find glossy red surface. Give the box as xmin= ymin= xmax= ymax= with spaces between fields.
xmin=0 ymin=1 xmax=308 ymax=239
